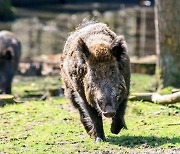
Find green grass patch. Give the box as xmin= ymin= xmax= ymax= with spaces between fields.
xmin=0 ymin=74 xmax=179 ymax=153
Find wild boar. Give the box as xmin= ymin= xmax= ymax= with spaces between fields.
xmin=60 ymin=20 xmax=130 ymax=142
xmin=0 ymin=31 xmax=21 ymax=94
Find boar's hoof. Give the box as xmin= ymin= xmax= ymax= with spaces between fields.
xmin=95 ymin=137 xmax=105 ymax=143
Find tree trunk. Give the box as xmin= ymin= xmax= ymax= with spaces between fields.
xmin=155 ymin=0 xmax=180 ymax=88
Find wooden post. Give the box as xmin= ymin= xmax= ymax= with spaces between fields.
xmin=139 ymin=7 xmax=146 ymax=57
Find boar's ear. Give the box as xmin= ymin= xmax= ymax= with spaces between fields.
xmin=3 ymin=48 xmax=14 ymax=60
xmin=78 ymin=38 xmax=90 ymax=58
xmin=111 ymin=36 xmax=127 ymax=59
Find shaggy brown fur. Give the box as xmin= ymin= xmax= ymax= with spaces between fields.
xmin=60 ymin=20 xmax=130 ymax=142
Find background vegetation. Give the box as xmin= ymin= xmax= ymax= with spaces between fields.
xmin=0 ymin=0 xmax=14 ymax=20
xmin=0 ymin=74 xmax=179 ymax=153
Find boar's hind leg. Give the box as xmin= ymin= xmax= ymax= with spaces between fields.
xmin=87 ymin=106 xmax=106 ymax=142
xmin=111 ymin=99 xmax=127 ymax=134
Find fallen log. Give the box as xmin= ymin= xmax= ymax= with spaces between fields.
xmin=0 ymin=94 xmax=23 ymax=106
xmin=129 ymin=91 xmax=180 ymax=104
xmin=172 ymin=88 xmax=180 ymax=93
xmin=0 ymin=94 xmax=15 ymax=106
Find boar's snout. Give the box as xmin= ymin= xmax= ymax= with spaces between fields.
xmin=103 ymin=105 xmax=116 ymax=118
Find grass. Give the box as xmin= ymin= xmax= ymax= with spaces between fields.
xmin=0 ymin=74 xmax=180 ymax=153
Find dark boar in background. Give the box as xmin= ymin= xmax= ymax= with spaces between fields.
xmin=0 ymin=31 xmax=21 ymax=94
xmin=60 ymin=20 xmax=130 ymax=142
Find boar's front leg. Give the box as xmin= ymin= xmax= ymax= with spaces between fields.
xmin=72 ymin=91 xmax=105 ymax=142
xmin=86 ymin=105 xmax=105 ymax=142
xmin=111 ymin=99 xmax=127 ymax=134
xmin=66 ymin=90 xmax=94 ymax=135
xmin=67 ymin=90 xmax=105 ymax=142
xmin=5 ymin=76 xmax=13 ymax=94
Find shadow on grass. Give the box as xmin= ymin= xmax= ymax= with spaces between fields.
xmin=107 ymin=135 xmax=180 ymax=148
xmin=167 ymin=105 xmax=180 ymax=111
